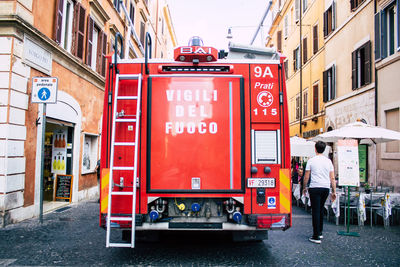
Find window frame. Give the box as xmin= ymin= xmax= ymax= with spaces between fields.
xmin=323 ymin=65 xmax=336 ymax=102
xmin=323 ymin=1 xmax=336 ymax=38
xmin=60 ymin=0 xmax=74 ymax=52
xmin=313 ymin=82 xmax=319 ymax=115
xmin=81 ymin=133 xmax=99 ymax=174
xmin=303 ymin=36 xmax=308 ymax=64
xmin=381 ymin=103 xmax=400 ymax=159
xmin=293 ymin=45 xmax=300 ymax=72
xmin=284 ymin=15 xmax=289 ymax=39
xmin=375 ymin=1 xmax=399 ymax=60
xmin=350 ymin=0 xmax=366 ymax=11
xmin=313 ymin=23 xmax=318 ymax=54
xmin=351 ymin=41 xmax=371 ymax=90
xmin=303 ymin=89 xmax=308 ymax=117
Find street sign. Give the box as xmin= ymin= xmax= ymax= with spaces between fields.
xmin=32 ymin=77 xmax=58 ymax=103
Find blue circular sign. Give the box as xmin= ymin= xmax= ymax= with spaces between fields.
xmin=38 ymin=87 xmax=51 ymax=101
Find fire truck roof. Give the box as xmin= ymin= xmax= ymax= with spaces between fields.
xmin=227 ymin=43 xmax=280 ymax=60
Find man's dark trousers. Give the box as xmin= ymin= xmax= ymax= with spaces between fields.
xmin=309 ymin=188 xmax=329 ymax=238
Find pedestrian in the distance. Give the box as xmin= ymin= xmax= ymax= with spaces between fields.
xmin=95 ymin=159 xmax=100 ymax=203
xmin=302 ymin=141 xmax=336 ymax=244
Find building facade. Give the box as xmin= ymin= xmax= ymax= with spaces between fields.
xmin=0 ymin=0 xmax=177 ymax=226
xmin=266 ymin=0 xmax=326 ymax=139
xmin=266 ymin=0 xmax=378 ymax=185
xmin=375 ymin=0 xmax=400 ymax=191
xmin=323 ymin=0 xmax=376 ymax=185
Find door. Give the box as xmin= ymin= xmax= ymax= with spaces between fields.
xmin=147 ymin=75 xmax=245 ymax=193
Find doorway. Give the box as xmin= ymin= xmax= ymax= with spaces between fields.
xmin=43 ymin=120 xmax=74 ymax=208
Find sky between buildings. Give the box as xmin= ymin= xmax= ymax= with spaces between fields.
xmin=168 ymin=0 xmax=272 ymax=51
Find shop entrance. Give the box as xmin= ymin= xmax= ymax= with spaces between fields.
xmin=43 ymin=119 xmax=74 ymax=204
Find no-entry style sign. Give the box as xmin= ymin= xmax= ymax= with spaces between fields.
xmin=32 ymin=77 xmax=58 ymax=103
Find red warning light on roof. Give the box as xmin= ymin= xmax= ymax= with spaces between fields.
xmin=174 ymin=46 xmax=218 ymax=63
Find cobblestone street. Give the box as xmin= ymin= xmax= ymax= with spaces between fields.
xmin=0 ymin=201 xmax=399 ymax=266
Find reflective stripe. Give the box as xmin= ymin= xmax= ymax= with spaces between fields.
xmin=100 ymin=169 xmax=110 ymax=214
xmin=279 ymin=169 xmax=291 ymax=214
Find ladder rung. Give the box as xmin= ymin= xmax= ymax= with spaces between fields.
xmin=112 ymin=166 xmax=135 ymax=171
xmin=115 ymin=118 xmax=137 ymax=123
xmin=118 ymin=74 xmax=141 ymax=80
xmin=110 ymin=216 xmax=133 ymax=221
xmin=111 ymin=191 xmax=134 ymax=196
xmin=114 ymin=142 xmax=136 ymax=146
xmin=117 ymin=96 xmax=138 ymax=100
xmin=108 ymin=243 xmax=132 ymax=248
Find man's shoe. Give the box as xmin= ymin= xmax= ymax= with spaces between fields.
xmin=309 ymin=237 xmax=321 ymax=244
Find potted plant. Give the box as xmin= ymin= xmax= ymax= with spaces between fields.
xmin=364 ymin=182 xmax=371 ymax=194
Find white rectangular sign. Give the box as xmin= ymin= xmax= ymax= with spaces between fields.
xmin=24 ymin=36 xmax=52 ymax=75
xmin=338 ymin=139 xmax=360 ymax=187
xmin=31 ymin=77 xmax=58 ymax=103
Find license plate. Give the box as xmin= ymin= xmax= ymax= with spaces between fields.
xmin=247 ymin=178 xmax=275 ymax=188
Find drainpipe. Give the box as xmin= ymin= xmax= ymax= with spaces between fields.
xmin=374 ymin=0 xmax=378 ymax=127
xmin=299 ymin=0 xmax=303 ymax=135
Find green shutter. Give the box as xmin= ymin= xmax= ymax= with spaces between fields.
xmin=374 ymin=12 xmax=381 ymax=60
xmin=381 ymin=10 xmax=387 ymax=59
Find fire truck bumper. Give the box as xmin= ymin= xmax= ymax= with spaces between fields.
xmin=136 ymin=222 xmax=258 ymax=231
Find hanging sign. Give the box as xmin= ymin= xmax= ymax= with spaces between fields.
xmin=337 ymin=139 xmax=360 ymax=187
xmin=31 ymin=77 xmax=58 ymax=103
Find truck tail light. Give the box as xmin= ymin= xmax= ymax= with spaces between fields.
xmin=256 ymin=215 xmax=289 ymax=230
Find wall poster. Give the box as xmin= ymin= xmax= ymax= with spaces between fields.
xmin=51 ymin=129 xmax=67 ymax=175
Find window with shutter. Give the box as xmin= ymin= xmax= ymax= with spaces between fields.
xmin=284 ymin=15 xmax=289 ymax=38
xmin=351 ymin=0 xmax=366 ymax=11
xmin=277 ymin=31 xmax=282 ymax=52
xmin=351 ymin=50 xmax=357 ymax=90
xmin=364 ymin=41 xmax=371 ymax=85
xmin=95 ymin=30 xmax=104 ymax=74
xmin=313 ymin=84 xmax=318 ymax=114
xmin=313 ymin=24 xmax=318 ymax=54
xmin=129 ymin=1 xmax=135 ymax=23
xmin=324 ymin=4 xmax=334 ymax=37
xmin=284 ymin=59 xmax=288 ymax=79
xmin=374 ymin=12 xmax=381 ymax=60
xmin=303 ymin=0 xmax=307 ymax=13
xmin=54 ymin=0 xmax=64 ymax=44
xmin=352 ymin=41 xmax=371 ymax=89
xmin=303 ymin=37 xmax=307 ymax=64
xmin=323 ymin=70 xmax=328 ymax=102
xmin=303 ymin=90 xmax=308 ymax=117
xmin=101 ymin=32 xmax=108 ymax=76
xmin=54 ymin=0 xmax=74 ymax=52
xmin=140 ymin=21 xmax=145 ymax=47
xmin=295 ymin=0 xmax=300 ymax=22
xmin=86 ymin=16 xmax=94 ymax=67
xmin=73 ymin=3 xmax=86 ymax=60
xmin=296 ymin=95 xmax=300 ymax=120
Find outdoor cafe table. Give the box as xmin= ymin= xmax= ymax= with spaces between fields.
xmin=334 ymin=190 xmax=400 ymax=227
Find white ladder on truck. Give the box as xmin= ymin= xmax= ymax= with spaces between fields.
xmin=106 ymin=74 xmax=142 ymax=248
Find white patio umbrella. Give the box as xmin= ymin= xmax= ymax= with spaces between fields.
xmin=290 ymin=136 xmax=331 ymax=157
xmin=312 ymin=122 xmax=400 ymax=144
xmin=312 ymin=121 xmax=400 ymax=189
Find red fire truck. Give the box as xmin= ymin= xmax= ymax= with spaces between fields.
xmin=100 ymin=36 xmax=291 ymax=248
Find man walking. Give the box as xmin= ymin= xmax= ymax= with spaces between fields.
xmin=303 ymin=141 xmax=336 ymax=244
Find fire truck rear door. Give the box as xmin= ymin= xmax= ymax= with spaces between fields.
xmin=147 ymin=75 xmax=245 ymax=193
